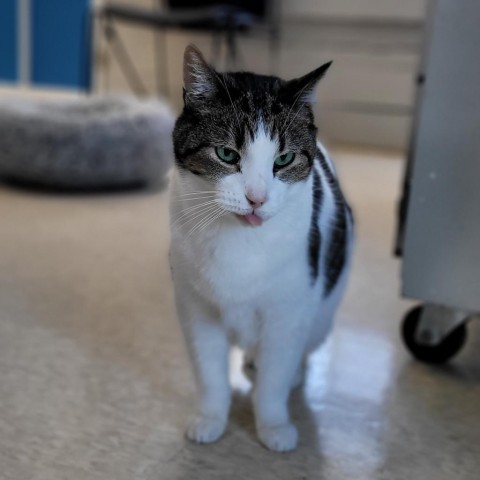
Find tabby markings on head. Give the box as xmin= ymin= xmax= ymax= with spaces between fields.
xmin=173 ymin=46 xmax=332 ymax=185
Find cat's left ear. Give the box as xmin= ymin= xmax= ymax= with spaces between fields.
xmin=281 ymin=61 xmax=332 ymax=104
xmin=183 ymin=44 xmax=219 ymax=103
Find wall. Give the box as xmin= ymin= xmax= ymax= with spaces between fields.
xmin=93 ymin=0 xmax=428 ymax=149
xmin=283 ymin=0 xmax=427 ymax=22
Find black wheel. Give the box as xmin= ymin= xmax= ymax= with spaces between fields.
xmin=401 ymin=306 xmax=468 ymax=364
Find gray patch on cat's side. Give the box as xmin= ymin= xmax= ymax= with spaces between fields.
xmin=308 ymin=168 xmax=322 ymax=282
xmin=316 ymin=150 xmax=351 ymax=296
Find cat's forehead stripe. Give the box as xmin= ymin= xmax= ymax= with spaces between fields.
xmin=245 ymin=120 xmax=279 ymax=162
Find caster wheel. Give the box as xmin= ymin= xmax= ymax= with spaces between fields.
xmin=401 ymin=306 xmax=467 ymax=364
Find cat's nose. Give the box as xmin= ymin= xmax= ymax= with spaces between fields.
xmin=245 ymin=192 xmax=266 ymax=209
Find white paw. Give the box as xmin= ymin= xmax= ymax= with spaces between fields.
xmin=185 ymin=415 xmax=226 ymax=444
xmin=257 ymin=423 xmax=298 ymax=452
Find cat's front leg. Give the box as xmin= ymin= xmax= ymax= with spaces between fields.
xmin=254 ymin=307 xmax=309 ymax=452
xmin=176 ymin=294 xmax=231 ymax=444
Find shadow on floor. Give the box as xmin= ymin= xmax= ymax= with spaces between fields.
xmin=0 ymin=175 xmax=170 ymax=197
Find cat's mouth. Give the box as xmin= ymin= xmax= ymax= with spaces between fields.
xmin=236 ymin=212 xmax=263 ymax=226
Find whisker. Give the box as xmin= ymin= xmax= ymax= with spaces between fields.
xmin=190 ymin=205 xmax=221 ymax=230
xmin=215 ymin=73 xmax=242 ymax=132
xmin=282 ymin=104 xmax=305 ymax=136
xmin=173 ymin=199 xmax=218 ymax=217
xmin=187 ymin=207 xmax=223 ymax=238
xmin=185 ymin=213 xmax=215 ymax=239
xmin=171 ymin=195 xmax=218 ymax=203
xmin=279 ymin=82 xmax=311 ymax=136
xmin=175 ymin=190 xmax=218 ymax=196
xmin=172 ymin=201 xmax=219 ymax=227
xmin=176 ymin=206 xmax=218 ymax=231
xmin=172 ymin=204 xmax=217 ymax=229
xmin=196 ymin=209 xmax=225 ymax=235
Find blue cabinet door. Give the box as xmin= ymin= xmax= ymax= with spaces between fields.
xmin=0 ymin=0 xmax=18 ymax=82
xmin=32 ymin=0 xmax=91 ymax=89
xmin=0 ymin=0 xmax=90 ymax=88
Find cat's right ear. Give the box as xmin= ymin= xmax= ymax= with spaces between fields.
xmin=183 ymin=45 xmax=218 ymax=103
xmin=281 ymin=61 xmax=332 ymax=105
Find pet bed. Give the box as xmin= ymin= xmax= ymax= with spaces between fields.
xmin=0 ymin=95 xmax=174 ymax=189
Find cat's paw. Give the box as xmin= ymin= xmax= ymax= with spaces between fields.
xmin=257 ymin=423 xmax=298 ymax=452
xmin=185 ymin=415 xmax=226 ymax=444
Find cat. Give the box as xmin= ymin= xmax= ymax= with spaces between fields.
xmin=169 ymin=45 xmax=354 ymax=452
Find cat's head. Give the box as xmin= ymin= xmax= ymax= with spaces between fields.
xmin=172 ymin=45 xmax=331 ymax=226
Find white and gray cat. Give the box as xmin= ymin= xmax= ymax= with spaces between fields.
xmin=169 ymin=45 xmax=354 ymax=452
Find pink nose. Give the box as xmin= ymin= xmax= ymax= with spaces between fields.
xmin=245 ymin=192 xmax=266 ymax=209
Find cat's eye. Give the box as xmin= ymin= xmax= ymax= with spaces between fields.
xmin=274 ymin=152 xmax=295 ymax=168
xmin=215 ymin=146 xmax=240 ymax=164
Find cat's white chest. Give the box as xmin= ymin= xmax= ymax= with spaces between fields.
xmin=189 ymin=222 xmax=290 ymax=303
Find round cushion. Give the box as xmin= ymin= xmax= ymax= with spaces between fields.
xmin=0 ymin=95 xmax=174 ymax=189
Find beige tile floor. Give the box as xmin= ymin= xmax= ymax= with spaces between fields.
xmin=0 ymin=148 xmax=479 ymax=480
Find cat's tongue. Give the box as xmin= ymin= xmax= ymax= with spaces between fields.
xmin=242 ymin=213 xmax=263 ymax=226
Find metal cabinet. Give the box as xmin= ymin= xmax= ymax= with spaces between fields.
xmin=397 ymin=0 xmax=480 ymax=362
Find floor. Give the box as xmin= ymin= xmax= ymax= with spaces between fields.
xmin=1 ymin=148 xmax=479 ymax=480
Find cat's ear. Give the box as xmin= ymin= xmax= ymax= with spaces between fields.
xmin=183 ymin=44 xmax=218 ymax=102
xmin=282 ymin=61 xmax=332 ymax=104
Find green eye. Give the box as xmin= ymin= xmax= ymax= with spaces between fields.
xmin=215 ymin=147 xmax=240 ymax=164
xmin=274 ymin=152 xmax=295 ymax=168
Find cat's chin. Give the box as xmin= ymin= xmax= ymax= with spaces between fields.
xmin=235 ymin=213 xmax=263 ymax=226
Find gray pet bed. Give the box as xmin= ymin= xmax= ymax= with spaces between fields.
xmin=0 ymin=95 xmax=174 ymax=189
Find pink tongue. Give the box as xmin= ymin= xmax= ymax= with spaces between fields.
xmin=244 ymin=213 xmax=263 ymax=226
